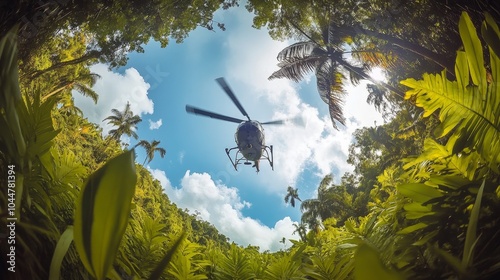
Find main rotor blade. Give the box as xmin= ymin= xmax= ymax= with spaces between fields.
xmin=186 ymin=105 xmax=245 ymax=124
xmin=261 ymin=120 xmax=285 ymax=125
xmin=215 ymin=77 xmax=251 ymax=121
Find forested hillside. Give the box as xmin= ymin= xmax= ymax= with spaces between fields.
xmin=1 ymin=1 xmax=500 ymax=279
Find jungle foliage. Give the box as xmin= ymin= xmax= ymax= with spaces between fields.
xmin=1 ymin=1 xmax=500 ymax=280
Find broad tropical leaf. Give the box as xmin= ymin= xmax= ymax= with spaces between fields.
xmin=49 ymin=226 xmax=74 ymax=280
xmin=462 ymin=179 xmax=485 ymax=268
xmin=148 ymin=233 xmax=186 ymax=280
xmin=353 ymin=243 xmax=405 ymax=280
xmin=481 ymin=12 xmax=500 ymax=59
xmin=397 ymin=183 xmax=443 ymax=203
xmin=73 ymin=150 xmax=137 ymax=279
xmin=401 ymin=12 xmax=500 ymax=171
xmin=0 ymin=26 xmax=25 ymax=159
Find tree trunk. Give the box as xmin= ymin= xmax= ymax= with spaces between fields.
xmin=42 ymin=81 xmax=75 ymax=101
xmin=345 ymin=25 xmax=455 ymax=74
xmin=27 ymin=50 xmax=101 ymax=79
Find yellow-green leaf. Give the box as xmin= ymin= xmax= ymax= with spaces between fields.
xmin=354 ymin=243 xmax=405 ymax=280
xmin=397 ymin=222 xmax=428 ymax=234
xmin=398 ymin=183 xmax=443 ymax=203
xmin=459 ymin=11 xmax=486 ymax=88
xmin=481 ymin=12 xmax=500 ymax=59
xmin=463 ymin=179 xmax=485 ymax=268
xmin=49 ymin=226 xmax=74 ymax=280
xmin=412 ymin=231 xmax=438 ymax=246
xmin=432 ymin=246 xmax=466 ymax=276
xmin=74 ymin=150 xmax=137 ymax=279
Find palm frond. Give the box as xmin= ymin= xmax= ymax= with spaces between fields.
xmin=269 ymin=56 xmax=325 ymax=82
xmin=348 ymin=65 xmax=366 ymax=86
xmin=73 ymin=82 xmax=99 ymax=103
xmin=351 ymin=46 xmax=399 ymax=70
xmin=86 ymin=73 xmax=101 ymax=85
xmin=316 ymin=60 xmax=346 ymax=128
xmin=276 ymin=41 xmax=318 ymax=62
xmin=366 ymin=83 xmax=388 ymax=112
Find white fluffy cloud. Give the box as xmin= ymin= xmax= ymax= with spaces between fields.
xmin=74 ymin=64 xmax=154 ymax=135
xmin=151 ymin=169 xmax=298 ymax=251
xmin=148 ymin=118 xmax=163 ymax=130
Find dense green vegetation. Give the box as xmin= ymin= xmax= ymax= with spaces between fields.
xmin=1 ymin=1 xmax=500 ymax=279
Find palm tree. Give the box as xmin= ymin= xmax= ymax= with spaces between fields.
xmin=269 ymin=20 xmax=405 ymax=129
xmin=42 ymin=72 xmax=100 ymax=103
xmin=134 ymin=140 xmax=166 ymax=165
xmin=300 ymin=174 xmax=359 ymax=229
xmin=104 ymin=102 xmax=142 ymax=141
xmin=58 ymin=93 xmax=84 ymax=116
xmin=284 ymin=186 xmax=302 ymax=207
xmin=300 ymin=175 xmax=335 ymax=231
xmin=292 ymin=223 xmax=307 ymax=242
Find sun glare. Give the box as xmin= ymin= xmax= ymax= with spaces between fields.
xmin=369 ymin=67 xmax=387 ymax=82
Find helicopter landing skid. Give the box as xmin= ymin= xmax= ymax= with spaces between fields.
xmin=225 ymin=145 xmax=274 ymax=171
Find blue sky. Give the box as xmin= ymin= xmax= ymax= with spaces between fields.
xmin=74 ymin=6 xmax=384 ymax=251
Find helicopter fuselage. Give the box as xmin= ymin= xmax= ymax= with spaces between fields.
xmin=235 ymin=120 xmax=265 ymax=162
xmin=186 ymin=77 xmax=280 ymax=172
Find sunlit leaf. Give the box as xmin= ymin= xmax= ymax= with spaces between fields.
xmin=397 ymin=223 xmax=428 ymax=234
xmin=49 ymin=226 xmax=74 ymax=280
xmin=459 ymin=12 xmax=486 ymax=88
xmin=354 ymin=243 xmax=405 ymax=280
xmin=398 ymin=183 xmax=443 ymax=203
xmin=148 ymin=232 xmax=186 ymax=280
xmin=462 ymin=179 xmax=485 ymax=268
xmin=412 ymin=231 xmax=438 ymax=246
xmin=74 ymin=150 xmax=137 ymax=279
xmin=481 ymin=12 xmax=500 ymax=63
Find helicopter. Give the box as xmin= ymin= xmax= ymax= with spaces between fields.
xmin=185 ymin=77 xmax=285 ymax=172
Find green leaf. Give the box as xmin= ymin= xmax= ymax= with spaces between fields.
xmin=49 ymin=226 xmax=74 ymax=280
xmin=74 ymin=150 xmax=137 ymax=280
xmin=403 ymin=202 xmax=435 ymax=219
xmin=403 ymin=202 xmax=432 ymax=212
xmin=0 ymin=26 xmax=25 ymax=159
xmin=455 ymin=51 xmax=469 ymax=90
xmin=432 ymin=246 xmax=466 ymax=276
xmin=459 ymin=12 xmax=486 ymax=88
xmin=398 ymin=183 xmax=443 ymax=203
xmin=412 ymin=231 xmax=438 ymax=246
xmin=426 ymin=175 xmax=471 ymax=190
xmin=481 ymin=12 xmax=500 ymax=59
xmin=405 ymin=211 xmax=436 ymax=219
xmin=397 ymin=222 xmax=428 ymax=234
xmin=354 ymin=243 xmax=405 ymax=280
xmin=462 ymin=179 xmax=485 ymax=268
xmin=148 ymin=233 xmax=186 ymax=280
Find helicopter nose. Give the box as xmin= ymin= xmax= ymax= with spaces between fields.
xmin=246 ymin=144 xmax=252 ymax=149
